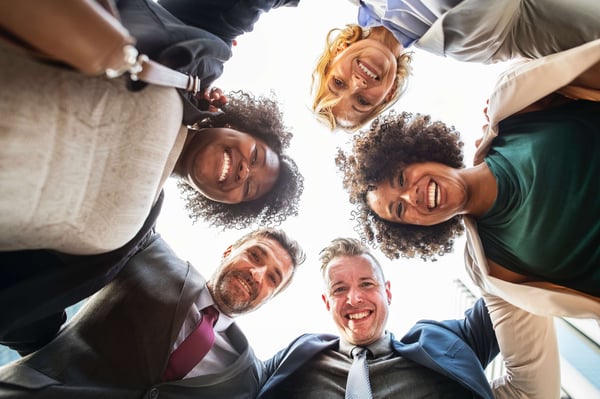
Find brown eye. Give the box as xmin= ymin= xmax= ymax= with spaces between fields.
xmin=357 ymin=96 xmax=371 ymax=106
xmin=396 ymin=202 xmax=403 ymax=218
xmin=398 ymin=171 xmax=404 ymax=186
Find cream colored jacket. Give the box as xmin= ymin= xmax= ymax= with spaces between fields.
xmin=464 ymin=38 xmax=600 ymax=321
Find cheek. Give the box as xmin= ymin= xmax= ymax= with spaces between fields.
xmin=202 ymin=187 xmax=239 ymax=204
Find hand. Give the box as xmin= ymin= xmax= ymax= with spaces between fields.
xmin=197 ymin=87 xmax=228 ymax=112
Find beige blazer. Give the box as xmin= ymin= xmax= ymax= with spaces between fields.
xmin=464 ymin=38 xmax=600 ymax=320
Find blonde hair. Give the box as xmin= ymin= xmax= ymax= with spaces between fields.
xmin=311 ymin=24 xmax=412 ymax=131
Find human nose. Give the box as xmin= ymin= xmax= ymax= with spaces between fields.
xmin=237 ymin=160 xmax=250 ymax=182
xmin=347 ymin=286 xmax=364 ymax=305
xmin=352 ymin=74 xmax=367 ymax=90
xmin=250 ymin=265 xmax=266 ymax=282
xmin=399 ymin=185 xmax=419 ymax=207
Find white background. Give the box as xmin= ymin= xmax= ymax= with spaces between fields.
xmin=157 ymin=0 xmax=511 ymax=360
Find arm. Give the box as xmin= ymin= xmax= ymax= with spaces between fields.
xmin=158 ymin=0 xmax=299 ymax=45
xmin=484 ymin=293 xmax=560 ymax=399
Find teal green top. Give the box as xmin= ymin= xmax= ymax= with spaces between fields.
xmin=478 ymin=100 xmax=599 ymax=297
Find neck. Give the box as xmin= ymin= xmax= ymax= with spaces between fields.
xmin=462 ymin=163 xmax=498 ymax=217
xmin=368 ymin=26 xmax=403 ymax=57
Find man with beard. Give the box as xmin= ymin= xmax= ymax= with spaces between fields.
xmin=0 ymin=228 xmax=305 ymax=399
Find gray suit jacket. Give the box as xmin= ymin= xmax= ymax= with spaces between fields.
xmin=0 ymin=234 xmax=264 ymax=399
xmin=415 ymin=0 xmax=600 ymax=63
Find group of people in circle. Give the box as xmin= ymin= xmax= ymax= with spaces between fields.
xmin=0 ymin=0 xmax=598 ymax=398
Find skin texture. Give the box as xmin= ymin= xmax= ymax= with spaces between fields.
xmin=208 ymin=237 xmax=294 ymax=317
xmin=175 ymin=90 xmax=304 ymax=230
xmin=179 ymin=127 xmax=280 ymax=204
xmin=329 ymin=38 xmax=398 ymax=128
xmin=366 ymin=162 xmax=497 ymax=226
xmin=321 ymin=254 xmax=392 ymax=346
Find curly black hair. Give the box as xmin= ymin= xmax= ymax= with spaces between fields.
xmin=177 ymin=90 xmax=304 ymax=230
xmin=335 ymin=111 xmax=466 ymax=261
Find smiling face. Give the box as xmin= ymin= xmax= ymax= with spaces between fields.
xmin=183 ymin=127 xmax=280 ymax=204
xmin=322 ymin=254 xmax=391 ymax=346
xmin=366 ymin=162 xmax=469 ymax=226
xmin=327 ymin=39 xmax=398 ymax=128
xmin=209 ymin=237 xmax=294 ymax=317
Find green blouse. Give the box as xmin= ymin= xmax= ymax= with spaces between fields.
xmin=478 ymin=100 xmax=599 ymax=297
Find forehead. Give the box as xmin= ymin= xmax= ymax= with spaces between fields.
xmin=326 ymin=254 xmax=380 ymax=282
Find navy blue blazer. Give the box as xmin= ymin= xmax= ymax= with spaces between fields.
xmin=258 ymin=299 xmax=499 ymax=399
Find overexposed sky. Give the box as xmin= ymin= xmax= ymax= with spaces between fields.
xmin=157 ymin=0 xmax=510 ymax=359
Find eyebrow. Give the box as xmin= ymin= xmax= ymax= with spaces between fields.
xmin=387 ymin=174 xmax=397 ymax=218
xmin=245 ymin=148 xmax=260 ymax=201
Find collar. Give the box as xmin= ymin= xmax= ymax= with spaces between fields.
xmin=198 ymin=284 xmax=235 ymax=332
xmin=339 ymin=331 xmax=394 ymax=358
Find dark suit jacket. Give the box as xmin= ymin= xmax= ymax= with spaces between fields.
xmin=258 ymin=299 xmax=499 ymax=399
xmin=0 ymin=191 xmax=164 ymax=355
xmin=0 ymin=234 xmax=264 ymax=399
xmin=0 ymin=0 xmax=300 ymax=353
xmin=118 ymin=0 xmax=299 ymax=124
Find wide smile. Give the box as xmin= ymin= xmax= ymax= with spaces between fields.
xmin=357 ymin=60 xmax=380 ymax=81
xmin=427 ymin=180 xmax=440 ymax=209
xmin=346 ymin=310 xmax=372 ymax=321
xmin=218 ymin=150 xmax=231 ymax=183
xmin=233 ymin=271 xmax=256 ymax=298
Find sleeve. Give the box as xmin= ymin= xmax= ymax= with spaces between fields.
xmin=262 ymin=333 xmax=308 ymax=377
xmin=158 ymin=0 xmax=300 ymax=45
xmin=484 ymin=293 xmax=560 ymax=399
xmin=405 ymin=298 xmax=500 ymax=369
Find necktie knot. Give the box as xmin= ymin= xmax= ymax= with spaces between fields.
xmin=351 ymin=346 xmax=368 ymax=359
xmin=162 ymin=306 xmax=220 ymax=381
xmin=203 ymin=305 xmax=219 ymax=327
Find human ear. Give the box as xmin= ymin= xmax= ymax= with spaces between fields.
xmin=385 ymin=281 xmax=392 ymax=305
xmin=384 ymin=79 xmax=399 ymax=103
xmin=222 ymin=245 xmax=233 ymax=259
xmin=322 ymin=293 xmax=331 ymax=311
xmin=335 ymin=42 xmax=348 ymax=55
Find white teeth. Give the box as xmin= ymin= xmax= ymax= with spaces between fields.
xmin=219 ymin=151 xmax=230 ymax=182
xmin=348 ymin=311 xmax=370 ymax=320
xmin=237 ymin=276 xmax=251 ymax=295
xmin=427 ymin=181 xmax=439 ymax=209
xmin=358 ymin=61 xmax=378 ymax=80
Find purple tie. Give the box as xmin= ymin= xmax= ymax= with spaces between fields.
xmin=162 ymin=306 xmax=219 ymax=381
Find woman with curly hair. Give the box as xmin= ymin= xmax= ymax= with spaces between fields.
xmin=337 ymin=99 xmax=600 ymax=311
xmin=313 ymin=0 xmax=600 ymax=131
xmin=175 ymin=90 xmax=303 ymax=230
xmin=1 ymin=87 xmax=303 ymax=255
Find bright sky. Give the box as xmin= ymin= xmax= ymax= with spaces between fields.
xmin=156 ymin=0 xmax=511 ymax=360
